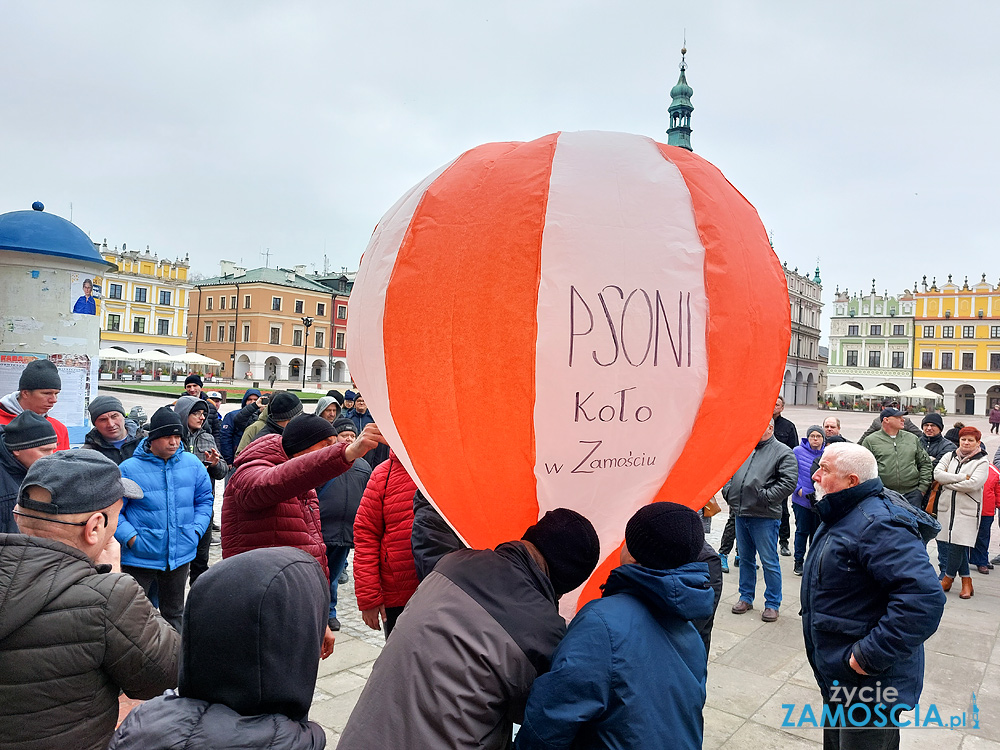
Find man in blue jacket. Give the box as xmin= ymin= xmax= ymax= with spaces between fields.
xmin=515 ymin=502 xmax=714 ymax=750
xmin=116 ymin=407 xmax=215 ymax=630
xmin=803 ymin=443 xmax=945 ymax=749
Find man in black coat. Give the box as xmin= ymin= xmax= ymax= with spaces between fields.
xmin=83 ymin=396 xmax=143 ymax=465
xmin=0 ymin=412 xmax=59 ymax=533
xmin=773 ymin=396 xmax=798 ymax=556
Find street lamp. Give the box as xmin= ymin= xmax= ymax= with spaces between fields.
xmin=301 ymin=316 xmax=313 ymax=390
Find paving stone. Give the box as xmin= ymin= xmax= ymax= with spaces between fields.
xmin=719 ymin=719 xmax=821 ymax=748
xmin=714 ymin=637 xmax=805 ymax=680
xmin=749 ymin=681 xmax=824 ymax=744
xmin=702 ymin=706 xmax=746 ymax=750
xmin=706 ymin=663 xmax=784 ymax=718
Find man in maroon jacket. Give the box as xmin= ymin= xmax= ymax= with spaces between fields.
xmin=222 ymin=413 xmax=381 ymax=655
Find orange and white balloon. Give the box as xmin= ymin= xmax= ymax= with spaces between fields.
xmin=348 ymin=130 xmax=790 ymax=613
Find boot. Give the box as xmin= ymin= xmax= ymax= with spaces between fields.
xmin=941 ymin=576 xmax=954 ymax=592
xmin=960 ymin=577 xmax=974 ymax=599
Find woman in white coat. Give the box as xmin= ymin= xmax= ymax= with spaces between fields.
xmin=934 ymin=425 xmax=989 ymax=599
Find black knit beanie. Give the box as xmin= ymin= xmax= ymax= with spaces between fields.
xmin=332 ymin=417 xmax=357 ymax=435
xmin=184 ymin=374 xmax=203 ymax=388
xmin=4 ymin=411 xmax=57 ymax=451
xmin=147 ymin=407 xmax=183 ymax=440
xmin=625 ymin=502 xmax=704 ymax=570
xmin=282 ymin=414 xmax=337 ymax=457
xmin=88 ymin=395 xmax=126 ymax=422
xmin=269 ymin=392 xmax=303 ymax=422
xmin=326 ymin=390 xmax=345 ymax=406
xmin=18 ymin=359 xmax=61 ymax=391
xmin=522 ymin=509 xmax=600 ymax=596
xmin=921 ymin=412 xmax=944 ymax=430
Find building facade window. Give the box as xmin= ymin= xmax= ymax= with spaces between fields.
xmin=109 ymin=283 xmax=123 ymax=300
xmin=272 ymin=297 xmax=281 ymax=311
xmin=924 ymin=325 xmax=935 ymax=338
xmin=269 ymin=326 xmax=281 ymax=345
xmin=868 ymin=350 xmax=881 ymax=368
xmin=244 ymin=295 xmax=251 ymax=309
xmin=204 ymin=323 xmax=212 ymax=342
xmin=230 ymin=296 xmax=237 ymax=309
xmin=218 ymin=325 xmax=225 ymax=343
xmin=292 ymin=329 xmax=303 ymax=347
xmin=922 ymin=351 xmax=933 ymax=369
xmin=962 ymin=352 xmax=975 ymax=370
xmin=206 ymin=297 xmax=213 ymax=310
xmin=991 ymin=326 xmax=1000 ymax=339
xmin=107 ymin=314 xmax=121 ymax=331
xmin=891 ymin=351 xmax=905 ymax=368
xmin=133 ymin=317 xmax=146 ymax=334
xmin=317 ymin=303 xmax=326 ymax=317
xmin=336 ymin=331 xmax=345 ymax=349
xmin=992 ymin=353 xmax=1000 ymax=371
xmin=337 ymin=305 xmax=347 ymax=320
xmin=294 ymin=300 xmax=304 ymax=314
xmin=870 ymin=324 xmax=882 ymax=336
xmin=134 ymin=287 xmax=147 ymax=303
xmin=941 ymin=352 xmax=953 ymax=370
xmin=846 ymin=350 xmax=858 ymax=366
xmin=157 ymin=319 xmax=169 ymax=336
xmin=893 ymin=324 xmax=905 ymax=336
xmin=159 ymin=290 xmax=171 ymax=306
xmin=220 ymin=296 xmax=226 ymax=310
xmin=847 ymin=324 xmax=859 ymax=336
xmin=942 ymin=326 xmax=954 ymax=338
xmin=315 ymin=330 xmax=325 ymax=348
xmin=242 ymin=323 xmax=250 ymax=342
xmin=228 ymin=324 xmax=236 ymax=342
xmin=963 ymin=326 xmax=975 ymax=338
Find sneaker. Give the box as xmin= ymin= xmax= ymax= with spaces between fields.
xmin=328 ymin=617 xmax=341 ymax=632
xmin=779 ymin=543 xmax=791 ymax=557
xmin=761 ymin=608 xmax=779 ymax=623
xmin=338 ymin=569 xmax=349 ymax=585
xmin=720 ymin=553 xmax=729 ymax=574
xmin=793 ymin=560 xmax=803 ymax=576
xmin=731 ymin=600 xmax=753 ymax=615
xmin=992 ymin=554 xmax=1000 ymax=565
xmin=211 ymin=522 xmax=220 ymax=532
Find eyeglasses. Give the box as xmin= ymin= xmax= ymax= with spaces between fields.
xmin=13 ymin=510 xmax=109 ymax=527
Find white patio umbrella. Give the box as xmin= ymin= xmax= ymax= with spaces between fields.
xmin=898 ymin=386 xmax=944 ymax=400
xmin=823 ymin=383 xmax=864 ymax=396
xmin=863 ymin=384 xmax=903 ymax=398
xmin=98 ymin=348 xmax=143 ymax=360
xmin=174 ymin=352 xmax=223 ymax=366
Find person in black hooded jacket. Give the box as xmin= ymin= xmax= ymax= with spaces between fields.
xmin=110 ymin=546 xmax=330 ymax=750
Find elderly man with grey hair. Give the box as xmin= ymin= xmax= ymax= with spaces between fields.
xmin=802 ymin=442 xmax=944 ymax=750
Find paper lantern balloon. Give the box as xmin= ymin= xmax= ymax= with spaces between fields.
xmin=348 ymin=130 xmax=790 ymax=613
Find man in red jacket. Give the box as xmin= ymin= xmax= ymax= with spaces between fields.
xmin=222 ymin=413 xmax=381 ymax=656
xmin=0 ymin=359 xmax=69 ymax=451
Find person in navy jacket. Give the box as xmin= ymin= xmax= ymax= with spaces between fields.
xmin=803 ymin=443 xmax=945 ymax=748
xmin=515 ymin=502 xmax=714 ymax=750
xmin=116 ymin=407 xmax=214 ymax=630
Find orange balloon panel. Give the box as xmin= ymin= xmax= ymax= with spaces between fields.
xmin=348 ymin=131 xmax=790 ymax=614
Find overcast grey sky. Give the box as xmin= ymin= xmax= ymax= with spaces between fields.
xmin=3 ymin=2 xmax=996 ymax=302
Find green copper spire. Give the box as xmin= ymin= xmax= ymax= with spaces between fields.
xmin=667 ymin=46 xmax=694 ymax=151
xmin=813 ymin=263 xmax=822 ymax=284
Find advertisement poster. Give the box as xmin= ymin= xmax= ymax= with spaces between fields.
xmin=69 ymin=271 xmax=100 ymax=315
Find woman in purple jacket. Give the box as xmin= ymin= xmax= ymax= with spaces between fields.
xmin=791 ymin=425 xmax=825 ymax=576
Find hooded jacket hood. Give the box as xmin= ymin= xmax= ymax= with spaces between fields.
xmin=314 ymin=396 xmax=339 ymax=419
xmin=241 ymin=388 xmax=262 ymax=408
xmin=178 ymin=546 xmax=329 ymax=721
xmin=601 ymin=561 xmax=714 ymax=624
xmin=0 ymin=391 xmax=23 ymax=418
xmin=175 ymin=395 xmax=218 ymax=457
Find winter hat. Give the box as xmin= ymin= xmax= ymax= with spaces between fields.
xmin=4 ymin=411 xmax=57 ymax=451
xmin=325 ymin=390 xmax=345 ymax=405
xmin=806 ymin=425 xmax=825 ymax=440
xmin=959 ymin=425 xmax=983 ymax=441
xmin=269 ymin=392 xmax=303 ymax=422
xmin=315 ymin=396 xmax=340 ymax=419
xmin=624 ymin=502 xmax=704 ymax=571
xmin=19 ymin=450 xmax=143 ymax=516
xmin=18 ymin=359 xmax=61 ymax=391
xmin=332 ymin=417 xmax=357 ymax=436
xmin=185 ymin=374 xmax=203 ymax=388
xmin=147 ymin=407 xmax=184 ymax=440
xmin=281 ymin=414 xmax=337 ymax=456
xmin=88 ymin=395 xmax=126 ymax=423
xmin=521 ymin=509 xmax=600 ymax=597
xmin=344 ymin=390 xmax=357 ymax=401
xmin=921 ymin=412 xmax=944 ymax=430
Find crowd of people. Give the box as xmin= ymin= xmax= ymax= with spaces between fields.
xmin=0 ymin=362 xmax=993 ymax=748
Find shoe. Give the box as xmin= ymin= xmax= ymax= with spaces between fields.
xmin=780 ymin=543 xmax=791 ymax=557
xmin=989 ymin=563 xmax=995 ymax=570
xmin=338 ymin=569 xmax=349 ymax=585
xmin=210 ymin=537 xmax=220 ymax=546
xmin=731 ymin=600 xmax=753 ymax=615
xmin=960 ymin=577 xmax=975 ymax=599
xmin=992 ymin=554 xmax=1000 ymax=565
xmin=720 ymin=553 xmax=729 ymax=574
xmin=734 ymin=555 xmax=740 ymax=568
xmin=793 ymin=560 xmax=803 ymax=576
xmin=211 ymin=522 xmax=220 ymax=532
xmin=328 ymin=617 xmax=341 ymax=632
xmin=942 ymin=576 xmax=954 ymax=592
xmin=761 ymin=608 xmax=779 ymax=623
xmin=978 ymin=566 xmax=991 ymax=575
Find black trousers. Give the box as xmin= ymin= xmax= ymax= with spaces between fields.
xmin=124 ymin=563 xmax=189 ymax=631
xmin=824 ymin=725 xmax=899 ymax=749
xmin=189 ymin=512 xmax=213 ymax=585
xmin=719 ymin=513 xmax=737 ymax=555
xmin=779 ymin=497 xmax=790 ymax=545
xmin=383 ymin=606 xmax=405 ymax=639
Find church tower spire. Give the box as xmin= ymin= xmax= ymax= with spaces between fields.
xmin=667 ymin=45 xmax=694 ymax=151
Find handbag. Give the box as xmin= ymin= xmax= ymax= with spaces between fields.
xmin=924 ymin=481 xmax=943 ymax=517
xmin=702 ymin=494 xmax=722 ymax=518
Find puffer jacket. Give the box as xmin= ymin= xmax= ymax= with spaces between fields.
xmin=117 ymin=439 xmax=215 ymax=571
xmin=983 ymin=464 xmax=1000 ymax=518
xmin=515 ymin=563 xmax=714 ymax=750
xmin=83 ymin=420 xmax=144 ymax=464
xmin=317 ymin=457 xmax=371 ymax=547
xmin=0 ymin=534 xmax=179 ymax=750
xmin=0 ymin=435 xmax=26 ymax=534
xmin=722 ymin=436 xmax=797 ymax=519
xmin=338 ymin=542 xmax=566 ymax=750
xmin=859 ymin=429 xmax=933 ymax=496
xmin=934 ymin=448 xmax=988 ymax=547
xmin=110 ymin=547 xmax=327 ymax=750
xmin=222 ymin=434 xmax=355 ymax=581
xmin=801 ymin=478 xmax=945 ymax=707
xmin=921 ymin=433 xmax=957 ymax=464
xmin=0 ymin=391 xmax=70 ymax=451
xmin=219 ymin=389 xmax=261 ymax=463
xmin=353 ymin=451 xmax=420 ymax=610
xmin=791 ymin=438 xmax=824 ymax=508
xmin=175 ymin=395 xmax=228 ymax=480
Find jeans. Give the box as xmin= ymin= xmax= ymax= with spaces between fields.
xmin=970 ymin=514 xmax=995 ymax=567
xmin=325 ymin=544 xmax=351 ymax=620
xmin=123 ymin=563 xmax=190 ymax=631
xmin=940 ymin=541 xmax=970 ymax=577
xmin=823 ymin=725 xmax=899 ymax=750
xmin=735 ymin=517 xmax=782 ymax=610
xmin=792 ymin=503 xmax=820 ymax=562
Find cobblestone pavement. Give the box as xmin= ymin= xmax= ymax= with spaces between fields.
xmin=105 ymin=390 xmax=1000 ymax=748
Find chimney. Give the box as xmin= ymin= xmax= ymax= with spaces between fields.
xmin=220 ymin=259 xmax=237 ymax=277
xmin=294 ymin=264 xmax=307 ymax=276
xmin=234 ymin=266 xmax=246 ymax=278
